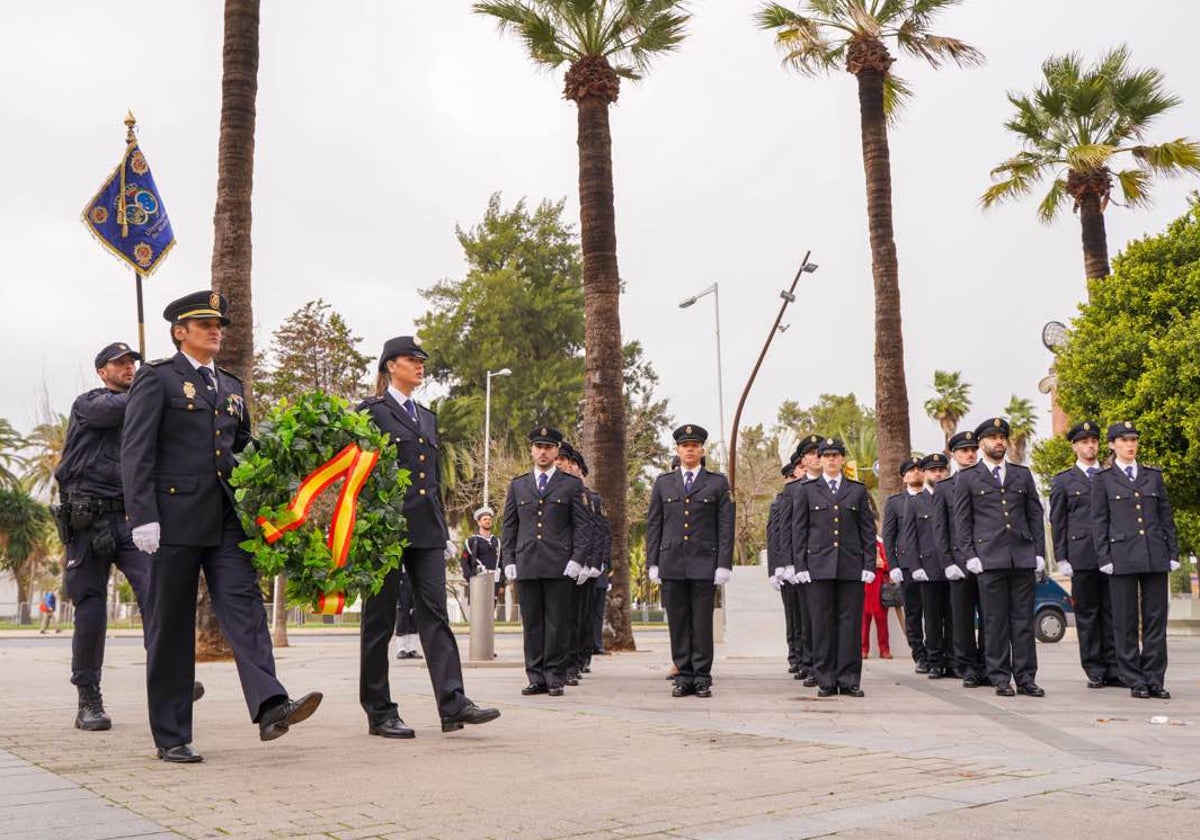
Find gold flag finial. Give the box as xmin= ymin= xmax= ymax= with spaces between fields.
xmin=124 ymin=110 xmax=137 ymax=145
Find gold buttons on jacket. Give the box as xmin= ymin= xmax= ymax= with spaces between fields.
xmin=168 ymin=487 xmax=176 ymax=494
xmin=683 ymin=535 xmax=690 ymax=541
xmin=215 ymin=450 xmax=222 ymax=457
xmin=419 ymin=454 xmax=426 ymax=462
xmin=187 ymin=404 xmax=194 ymax=411
xmin=1139 ymin=529 xmax=1145 ymax=535
xmin=684 ymin=523 xmax=690 ymax=529
xmin=419 ymin=472 xmax=426 ymax=480
xmin=418 ymin=437 xmax=425 ymax=444
xmin=419 ymin=489 xmax=426 ymax=495
xmin=215 ymin=430 xmax=222 ymax=437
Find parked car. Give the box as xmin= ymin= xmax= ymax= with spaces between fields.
xmin=1034 ymin=576 xmax=1074 ymax=643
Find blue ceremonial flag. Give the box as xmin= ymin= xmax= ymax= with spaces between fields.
xmin=82 ymin=139 xmax=175 ymax=276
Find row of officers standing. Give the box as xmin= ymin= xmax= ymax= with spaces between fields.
xmin=767 ymin=417 xmax=1180 ymax=700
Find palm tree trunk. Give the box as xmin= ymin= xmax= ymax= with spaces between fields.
xmin=574 ymin=94 xmax=633 ymax=652
xmin=939 ymin=418 xmax=957 ymax=449
xmin=1078 ymin=192 xmax=1110 ymax=291
xmin=200 ymin=0 xmax=261 ymax=660
xmin=856 ymin=68 xmax=912 ymax=499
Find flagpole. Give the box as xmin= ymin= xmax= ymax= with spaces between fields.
xmin=122 ymin=110 xmax=147 ymax=359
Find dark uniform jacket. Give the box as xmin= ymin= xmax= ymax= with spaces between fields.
xmin=1049 ymin=466 xmax=1100 ymax=570
xmin=357 ymin=392 xmax=448 ymax=549
xmin=952 ymin=461 xmax=1045 ymax=570
xmin=765 ymin=491 xmax=786 ymax=576
xmin=461 ymin=534 xmax=500 ymax=578
xmin=645 ymin=468 xmax=734 ymax=581
xmin=588 ymin=490 xmax=613 ymax=585
xmin=56 ymin=388 xmax=130 ymax=499
xmin=931 ymin=474 xmax=963 ymax=568
xmin=881 ymin=492 xmax=910 ymax=571
xmin=901 ymin=489 xmax=948 ymax=581
xmin=121 ymin=353 xmax=251 ymax=546
xmin=788 ymin=476 xmax=876 ymax=581
xmin=1091 ymin=464 xmax=1178 ymax=574
xmin=502 ymin=469 xmax=589 ymax=579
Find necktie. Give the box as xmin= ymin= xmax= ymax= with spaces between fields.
xmin=992 ymin=465 xmax=1001 ymax=484
xmin=1086 ymin=467 xmax=1097 ymax=480
xmin=828 ymin=479 xmax=838 ymax=495
xmin=1124 ymin=465 xmax=1134 ymax=482
xmin=537 ymin=472 xmax=548 ymax=495
xmin=404 ymin=398 xmax=418 ymax=423
xmin=197 ymin=366 xmax=216 ymax=394
xmin=684 ymin=471 xmax=694 ymax=493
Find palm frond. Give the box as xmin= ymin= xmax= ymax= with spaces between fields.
xmin=1129 ymin=138 xmax=1200 ymax=175
xmin=1113 ymin=168 xmax=1152 ymax=209
xmin=1065 ymin=143 xmax=1116 ymax=170
xmin=1036 ymin=177 xmax=1069 ymax=222
xmin=756 ymin=3 xmax=843 ymax=76
xmin=883 ymin=73 xmax=913 ymax=121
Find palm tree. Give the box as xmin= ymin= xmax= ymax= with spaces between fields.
xmin=757 ymin=1 xmax=982 ymax=498
xmin=23 ymin=412 xmax=68 ymax=502
xmin=1004 ymin=395 xmax=1038 ymax=464
xmin=474 ymin=0 xmax=689 ymax=652
xmin=202 ymin=0 xmax=261 ymax=658
xmin=0 ymin=419 xmax=26 ymax=490
xmin=923 ymin=370 xmax=972 ymax=447
xmin=982 ymin=46 xmax=1200 ymax=291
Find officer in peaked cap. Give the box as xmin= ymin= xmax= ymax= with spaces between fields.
xmin=553 ymin=441 xmax=593 ymax=685
xmin=646 ymin=424 xmax=734 ymax=698
xmin=502 ymin=425 xmax=589 ymax=696
xmin=357 ymin=335 xmax=499 ymax=737
xmin=122 ymin=291 xmax=320 ymax=762
xmin=775 ymin=433 xmax=824 ymax=684
xmin=901 ymin=453 xmax=955 ymax=678
xmin=1050 ymin=421 xmax=1120 ymax=688
xmin=766 ymin=453 xmax=805 ymax=677
xmin=565 ymin=443 xmax=612 ymax=672
xmin=1091 ymin=422 xmax=1179 ymax=698
xmin=951 ymin=417 xmax=1046 ymax=697
xmin=883 ymin=457 xmax=926 ymax=672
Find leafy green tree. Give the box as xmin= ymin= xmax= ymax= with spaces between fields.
xmin=983 ymin=46 xmax=1200 ymax=289
xmin=1055 ymin=196 xmax=1200 ymax=552
xmin=1031 ymin=435 xmax=1074 ymax=495
xmin=474 ymin=0 xmax=690 ymax=653
xmin=0 ymin=488 xmax=54 ymax=624
xmin=732 ymin=423 xmax=784 ymax=564
xmin=23 ymin=409 xmax=68 ymax=502
xmin=1004 ymin=395 xmax=1038 ymax=464
xmin=254 ymin=299 xmax=372 ymax=408
xmin=924 ymin=370 xmax=972 ymax=446
xmin=0 ymin=418 xmax=26 ymax=490
xmin=757 ymin=0 xmax=981 ymax=497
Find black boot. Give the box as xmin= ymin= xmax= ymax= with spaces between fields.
xmin=75 ymin=684 xmax=112 ymax=731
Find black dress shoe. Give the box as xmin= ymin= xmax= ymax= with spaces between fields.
xmin=157 ymin=744 xmax=203 ymax=763
xmin=840 ymin=686 xmax=865 ymax=698
xmin=1148 ymin=686 xmax=1172 ymax=700
xmin=565 ymin=676 xmax=580 ymax=687
xmin=192 ymin=681 xmax=205 ymax=702
xmin=817 ymin=686 xmax=837 ymax=697
xmin=1105 ymin=675 xmax=1125 ymax=688
xmin=1017 ymin=684 xmax=1045 ymax=697
xmin=369 ymin=716 xmax=416 ymax=739
xmin=1130 ymin=686 xmax=1150 ymax=699
xmin=915 ymin=663 xmax=931 ymax=674
xmin=1086 ymin=676 xmax=1105 ymax=689
xmin=547 ymin=685 xmax=564 ymax=697
xmin=441 ymin=702 xmax=501 ymax=732
xmin=521 ymin=684 xmax=547 ymax=696
xmin=580 ymin=666 xmax=591 ymax=674
xmin=788 ymin=665 xmax=799 ymax=674
xmin=927 ymin=668 xmax=947 ymax=680
xmin=694 ymin=685 xmax=712 ymax=698
xmin=803 ymin=676 xmax=818 ymax=687
xmin=671 ymin=684 xmax=691 ymax=698
xmin=995 ymin=685 xmax=1016 ymax=697
xmin=258 ymin=692 xmax=323 ymax=742
xmin=961 ymin=676 xmax=980 ymax=689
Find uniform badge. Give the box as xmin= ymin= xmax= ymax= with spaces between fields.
xmin=209 ymin=292 xmax=221 ymax=310
xmin=993 ymin=418 xmax=1002 ymax=427
xmin=686 ymin=425 xmax=693 ymax=435
xmin=826 ymin=437 xmax=834 ymax=445
xmin=540 ymin=427 xmax=548 ymax=437
xmin=183 ymin=381 xmax=196 ymax=399
xmin=965 ymin=432 xmax=973 ymax=440
xmin=1124 ymin=421 xmax=1133 ymax=429
xmin=226 ymin=393 xmax=244 ymax=419
xmin=1083 ymin=422 xmax=1091 ymax=430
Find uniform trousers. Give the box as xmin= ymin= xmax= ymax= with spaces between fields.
xmin=393 ymin=572 xmax=418 ymax=637
xmin=948 ymin=576 xmax=986 ymax=680
xmin=361 ymin=546 xmax=468 ymax=724
xmin=780 ymin=582 xmax=805 ymax=667
xmin=797 ymin=583 xmax=814 ymax=672
xmin=901 ymin=576 xmax=926 ymax=665
xmin=919 ymin=581 xmax=953 ymax=671
xmin=64 ymin=511 xmax=150 ymax=686
xmin=1071 ymin=570 xmax=1119 ymax=682
xmin=568 ymin=581 xmax=591 ymax=675
xmin=144 ymin=507 xmax=285 ymax=748
xmin=517 ymin=577 xmax=573 ymax=688
xmin=1109 ymin=572 xmax=1169 ymax=690
xmin=977 ymin=568 xmax=1038 ymax=688
xmin=807 ymin=579 xmax=865 ymax=690
xmin=661 ymin=578 xmax=716 ymax=688
xmin=590 ymin=585 xmax=607 ymax=652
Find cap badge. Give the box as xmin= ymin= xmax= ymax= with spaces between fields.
xmin=686 ymin=425 xmax=693 ymax=435
xmin=183 ymin=381 xmax=196 ymax=399
xmin=540 ymin=427 xmax=548 ymax=436
xmin=826 ymin=438 xmax=834 ymax=445
xmin=993 ymin=418 xmax=1001 ymax=427
xmin=412 ymin=335 xmax=423 ymax=346
xmin=209 ymin=292 xmax=221 ymax=310
xmin=966 ymin=432 xmax=973 ymax=440
xmin=1124 ymin=421 xmax=1133 ymax=429
xmin=1083 ymin=422 xmax=1091 ymax=430
xmin=118 ymin=344 xmax=127 ymax=351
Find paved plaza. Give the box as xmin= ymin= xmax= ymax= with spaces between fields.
xmin=2 ymin=623 xmax=1200 ymax=840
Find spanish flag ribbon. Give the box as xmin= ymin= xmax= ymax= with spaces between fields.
xmin=256 ymin=443 xmax=380 ymax=615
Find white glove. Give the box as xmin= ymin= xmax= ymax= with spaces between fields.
xmin=504 ymin=564 xmax=517 ymax=581
xmin=443 ymin=540 xmax=457 ymax=562
xmin=564 ymin=560 xmax=583 ymax=579
xmin=769 ymin=574 xmax=782 ymax=591
xmin=132 ymin=522 xmax=161 ymax=555
xmin=1099 ymin=563 xmax=1114 ymax=575
xmin=648 ymin=566 xmax=661 ymax=584
xmin=782 ymin=565 xmax=799 ymax=584
xmin=576 ymin=567 xmax=591 ymax=585
xmin=798 ymin=571 xmax=812 ymax=584
xmin=861 ymin=570 xmax=876 ymax=585
xmin=945 ymin=564 xmax=966 ymax=581
xmin=889 ymin=568 xmax=903 ymax=584
xmin=912 ymin=568 xmax=929 ymax=582
xmin=714 ymin=567 xmax=732 ymax=586
xmin=1035 ymin=556 xmax=1046 ymax=574
xmin=966 ymin=558 xmax=984 ymax=575
xmin=606 ymin=583 xmax=612 ymax=591
xmin=588 ymin=565 xmax=602 ymax=578
xmin=1170 ymin=560 xmax=1181 ymax=572
xmin=1057 ymin=561 xmax=1073 ymax=577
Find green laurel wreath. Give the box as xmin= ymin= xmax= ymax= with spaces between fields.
xmin=230 ymin=391 xmax=410 ymax=608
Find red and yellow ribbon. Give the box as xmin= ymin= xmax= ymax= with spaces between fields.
xmin=256 ymin=443 xmax=379 ymax=615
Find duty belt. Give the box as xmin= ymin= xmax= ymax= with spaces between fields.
xmin=63 ymin=494 xmax=125 ymax=514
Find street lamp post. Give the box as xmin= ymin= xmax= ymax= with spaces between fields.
xmin=483 ymin=367 xmax=512 ymax=508
xmin=678 ymin=283 xmax=727 ymax=461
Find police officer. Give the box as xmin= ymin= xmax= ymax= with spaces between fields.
xmin=502 ymin=426 xmax=590 ymax=696
xmin=883 ymin=458 xmax=927 ymax=672
xmin=933 ymin=431 xmax=986 ymax=687
xmin=1050 ymin=421 xmax=1120 ymax=688
xmin=122 ymin=291 xmax=321 ymax=763
xmin=1091 ymin=422 xmax=1179 ymax=699
xmin=357 ymin=336 xmax=499 ymax=736
xmin=902 ymin=453 xmax=954 ymax=678
xmin=766 ymin=455 xmax=804 ymax=675
xmin=567 ymin=446 xmax=610 ymax=675
xmin=788 ymin=437 xmax=876 ymax=697
xmin=646 ymin=425 xmax=734 ymax=698
xmin=553 ymin=441 xmax=597 ymax=686
xmin=587 ymin=490 xmax=613 ymax=663
xmin=952 ymin=418 xmax=1046 ymax=697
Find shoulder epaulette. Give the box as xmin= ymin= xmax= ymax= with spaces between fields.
xmin=361 ymin=395 xmax=386 ymax=405
xmin=887 ymin=491 xmax=904 ymax=500
xmin=216 ymin=366 xmax=242 ymax=382
xmin=147 ymin=358 xmax=171 ymax=367
xmin=845 ymin=477 xmax=865 ymax=486
xmin=1142 ymin=464 xmax=1162 ymax=472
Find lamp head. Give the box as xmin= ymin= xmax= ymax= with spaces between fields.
xmin=496 ymin=368 xmax=512 ymax=377
xmin=678 ymin=297 xmax=697 ymax=309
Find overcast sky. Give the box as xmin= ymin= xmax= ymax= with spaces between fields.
xmin=2 ymin=1 xmax=1198 ymax=463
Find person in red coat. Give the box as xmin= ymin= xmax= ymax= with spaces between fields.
xmin=863 ymin=536 xmax=891 ymax=658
